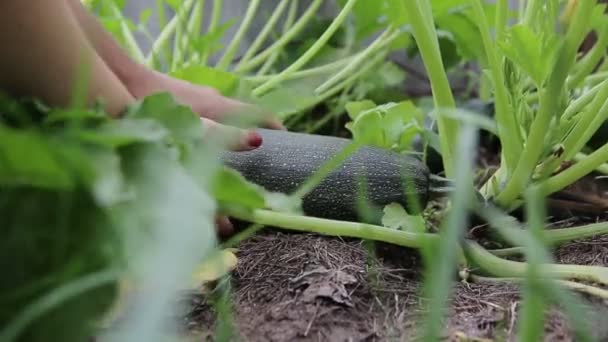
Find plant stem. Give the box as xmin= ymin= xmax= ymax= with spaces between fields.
xmin=403 ymin=0 xmax=458 ymax=178
xmin=470 ymin=275 xmax=608 ymax=300
xmin=200 ymin=0 xmax=222 ymax=65
xmin=246 ymin=56 xmax=353 ymax=84
xmin=494 ymin=0 xmax=595 ymax=206
xmin=110 ymin=2 xmax=144 ymax=63
xmin=564 ymin=83 xmax=608 ymax=160
xmin=544 ymin=221 xmax=608 ymax=245
xmin=539 ymin=142 xmax=608 ymax=196
xmin=255 ymin=0 xmax=299 ymax=76
xmin=236 ymin=0 xmax=322 ymax=74
xmin=288 ymin=50 xmax=388 ymax=118
xmin=314 ymin=28 xmax=397 ymax=94
xmin=522 ymin=0 xmax=541 ymax=26
xmin=236 ymin=0 xmax=290 ymax=68
xmin=216 ymin=0 xmax=261 ymax=70
xmin=464 ymin=241 xmax=608 ymax=285
xmin=562 ymin=80 xmax=605 ymax=121
xmin=145 ymin=0 xmax=196 ymax=68
xmin=472 ymin=0 xmax=522 ymax=173
xmin=574 ymin=152 xmax=608 ymax=174
xmin=253 ymin=0 xmax=359 ymax=96
xmin=225 ymin=208 xmax=438 ymax=249
xmin=171 ymin=0 xmax=194 ymax=71
xmin=183 ymin=0 xmax=205 ymax=63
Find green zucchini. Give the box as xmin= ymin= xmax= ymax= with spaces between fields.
xmin=220 ymin=129 xmax=430 ymax=223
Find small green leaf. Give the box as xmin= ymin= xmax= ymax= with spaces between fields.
xmin=0 ymin=126 xmax=73 ymax=189
xmin=348 ymin=110 xmax=384 ymax=147
xmin=498 ymin=24 xmax=560 ymax=86
xmin=381 ymin=203 xmax=426 ymax=233
xmin=139 ymin=8 xmax=153 ymax=25
xmin=345 ymin=100 xmax=377 ymax=120
xmin=212 ymin=168 xmax=266 ymax=210
xmin=130 ymin=93 xmax=203 ymax=143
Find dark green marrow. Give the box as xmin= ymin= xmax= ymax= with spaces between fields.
xmin=220 ymin=129 xmax=430 ymax=223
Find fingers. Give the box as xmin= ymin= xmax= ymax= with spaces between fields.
xmin=197 ymin=93 xmax=286 ymax=131
xmin=201 ymin=118 xmax=263 ymax=152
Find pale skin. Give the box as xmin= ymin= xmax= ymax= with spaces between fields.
xmin=0 ymin=0 xmax=285 ymax=235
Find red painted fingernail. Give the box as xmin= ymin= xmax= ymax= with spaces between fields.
xmin=248 ymin=132 xmax=262 ymax=148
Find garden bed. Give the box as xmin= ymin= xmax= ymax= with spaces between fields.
xmin=183 ymin=226 xmax=608 ymax=341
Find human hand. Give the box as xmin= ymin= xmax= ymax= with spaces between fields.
xmin=127 ymin=69 xmax=286 ymax=236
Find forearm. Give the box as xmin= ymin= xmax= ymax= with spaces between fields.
xmin=66 ymin=0 xmax=147 ymax=90
xmin=0 ymin=0 xmax=134 ymax=116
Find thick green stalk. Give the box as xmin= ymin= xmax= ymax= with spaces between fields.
xmin=253 ymin=0 xmax=359 ymax=96
xmin=236 ymin=0 xmax=322 ymax=73
xmin=216 ymin=0 xmax=261 ymax=70
xmin=464 ymin=241 xmax=608 ymax=285
xmin=522 ymin=0 xmax=541 ymax=26
xmin=539 ymin=142 xmax=608 ymax=196
xmin=564 ymin=84 xmax=608 ymax=159
xmin=495 ymin=0 xmax=595 ymax=206
xmin=236 ymin=0 xmax=290 ymax=68
xmin=544 ymin=221 xmax=608 ymax=245
xmin=471 ymin=275 xmax=608 ymax=300
xmin=471 ymin=0 xmax=522 ymax=172
xmin=403 ymin=0 xmax=458 ymax=178
xmin=537 ymin=80 xmax=608 ymax=177
xmin=314 ymin=28 xmax=397 ymax=94
xmin=574 ymin=152 xmax=608 ymax=174
xmin=255 ymin=0 xmax=299 ymax=76
xmin=225 ymin=208 xmax=437 ymax=249
xmin=562 ymin=80 xmax=605 ymax=121
xmin=495 ymin=0 xmax=509 ymax=40
xmin=583 ymin=71 xmax=608 ymax=87
xmin=200 ymin=0 xmax=222 ymax=65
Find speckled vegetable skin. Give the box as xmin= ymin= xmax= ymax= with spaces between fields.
xmin=220 ymin=129 xmax=430 ymax=223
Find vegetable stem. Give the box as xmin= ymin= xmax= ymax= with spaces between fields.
xmin=255 ymin=0 xmax=299 ymax=76
xmin=540 ymin=142 xmax=608 ymax=196
xmin=200 ymin=0 xmax=223 ymax=65
xmin=253 ymin=0 xmax=359 ymax=96
xmin=495 ymin=0 xmax=595 ymax=206
xmin=314 ymin=28 xmax=397 ymax=94
xmin=216 ymin=0 xmax=261 ymax=70
xmin=403 ymin=0 xmax=458 ymax=178
xmin=472 ymin=0 xmax=522 ymax=173
xmin=236 ymin=0 xmax=290 ymax=68
xmin=465 ymin=241 xmax=608 ymax=285
xmin=145 ymin=0 xmax=196 ymax=68
xmin=225 ymin=208 xmax=438 ymax=249
xmin=235 ymin=0 xmax=323 ymax=73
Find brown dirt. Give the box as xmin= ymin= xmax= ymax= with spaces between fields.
xmin=180 ymin=221 xmax=608 ymax=342
xmin=179 ymin=165 xmax=608 ymax=342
